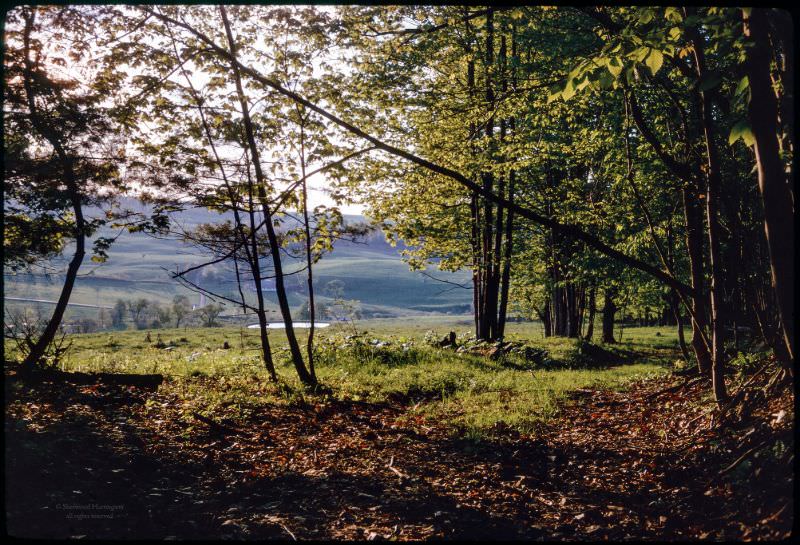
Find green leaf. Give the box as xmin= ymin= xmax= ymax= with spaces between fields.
xmin=645 ymin=49 xmax=664 ymax=75
xmin=664 ymin=7 xmax=683 ymax=23
xmin=546 ymin=83 xmax=562 ymax=103
xmin=728 ymin=120 xmax=755 ymax=146
xmin=734 ymin=76 xmax=749 ymax=97
xmin=630 ymin=46 xmax=650 ymax=62
xmin=598 ymin=71 xmax=615 ymax=90
xmin=561 ymin=79 xmax=576 ymax=101
xmin=607 ymin=57 xmax=623 ymax=77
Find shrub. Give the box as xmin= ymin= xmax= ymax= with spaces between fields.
xmin=561 ymin=339 xmax=618 ymax=369
xmin=730 ymin=351 xmax=765 ymax=376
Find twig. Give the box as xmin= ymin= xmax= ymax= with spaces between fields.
xmin=191 ymin=411 xmax=241 ymax=435
xmin=728 ymin=362 xmax=772 ymax=402
xmin=280 ymin=523 xmax=297 ymax=541
xmin=718 ymin=438 xmax=771 ymax=476
xmin=645 ymin=375 xmax=705 ymax=401
xmin=387 ymin=455 xmax=408 ymax=479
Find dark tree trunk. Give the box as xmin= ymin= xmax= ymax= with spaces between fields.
xmin=743 ymin=8 xmax=795 ymax=362
xmin=299 ymin=118 xmax=317 ymax=382
xmin=220 ymin=6 xmax=313 ymax=385
xmin=172 ymin=39 xmax=278 ymax=381
xmin=497 ymin=169 xmax=514 ymax=339
xmin=602 ymin=287 xmax=617 ymax=344
xmin=584 ymin=286 xmax=596 ymax=341
xmin=671 ymin=289 xmax=692 ymax=363
xmin=682 ymin=188 xmax=713 ymax=375
xmin=479 ymin=7 xmax=498 ymax=341
xmin=21 ymin=12 xmax=85 ymax=369
xmin=690 ymin=18 xmax=729 ymax=402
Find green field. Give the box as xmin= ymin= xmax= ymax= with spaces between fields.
xmin=5 ymin=319 xmax=678 ymax=438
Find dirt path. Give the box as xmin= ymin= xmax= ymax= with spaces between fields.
xmin=5 ymin=370 xmax=793 ymax=540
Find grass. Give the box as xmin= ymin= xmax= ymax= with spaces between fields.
xmin=4 ymin=319 xmax=680 ymax=438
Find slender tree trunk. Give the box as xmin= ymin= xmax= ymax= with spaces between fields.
xmin=497 ymin=29 xmax=517 ymax=340
xmin=682 ymin=188 xmax=712 ymax=374
xmin=299 ymin=115 xmax=317 ymax=382
xmin=21 ymin=11 xmax=84 ymax=369
xmin=671 ymin=289 xmax=692 ymax=363
xmin=466 ymin=46 xmax=483 ymax=340
xmin=471 ymin=193 xmax=482 ymax=338
xmin=690 ymin=19 xmax=728 ymax=402
xmin=602 ymin=287 xmax=617 ymax=344
xmin=168 ymin=27 xmax=277 ymax=380
xmin=497 ymin=170 xmax=514 ymax=339
xmin=743 ymin=8 xmax=795 ymax=362
xmin=220 ymin=6 xmax=313 ymax=385
xmin=584 ymin=286 xmax=596 ymax=341
xmin=245 ymin=166 xmax=277 ymax=380
xmin=480 ymin=7 xmax=497 ymax=341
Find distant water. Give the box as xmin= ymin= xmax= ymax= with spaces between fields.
xmin=247 ymin=322 xmax=331 ymax=329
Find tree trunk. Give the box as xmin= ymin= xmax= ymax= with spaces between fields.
xmin=690 ymin=19 xmax=728 ymax=402
xmin=299 ymin=116 xmax=317 ymax=382
xmin=220 ymin=6 xmax=313 ymax=385
xmin=743 ymin=8 xmax=795 ymax=362
xmin=682 ymin=188 xmax=713 ymax=374
xmin=671 ymin=289 xmax=692 ymax=363
xmin=20 ymin=11 xmax=84 ymax=369
xmin=497 ymin=170 xmax=514 ymax=339
xmin=170 ymin=30 xmax=278 ymax=381
xmin=602 ymin=287 xmax=617 ymax=344
xmin=584 ymin=286 xmax=596 ymax=341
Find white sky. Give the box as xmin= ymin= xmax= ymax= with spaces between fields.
xmin=16 ymin=4 xmax=367 ymax=215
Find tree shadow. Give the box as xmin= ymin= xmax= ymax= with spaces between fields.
xmin=6 ymin=373 xmax=786 ymax=540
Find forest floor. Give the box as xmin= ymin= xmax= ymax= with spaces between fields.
xmin=5 ymin=361 xmax=793 ymax=541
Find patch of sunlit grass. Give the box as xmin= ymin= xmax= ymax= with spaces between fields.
xmin=9 ymin=321 xmax=678 ymax=438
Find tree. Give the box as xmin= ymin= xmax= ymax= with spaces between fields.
xmin=198 ymin=303 xmax=224 ymax=327
xmin=172 ymin=295 xmax=192 ymax=328
xmin=3 ymin=6 xmax=128 ymax=368
xmin=741 ymin=8 xmax=794 ymax=361
xmin=111 ymin=300 xmax=127 ymax=329
xmin=122 ymin=5 xmax=368 ymax=386
xmin=127 ymin=298 xmax=150 ymax=329
xmin=154 ymin=304 xmax=172 ymax=329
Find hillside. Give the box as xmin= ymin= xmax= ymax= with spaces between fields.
xmin=3 ymin=199 xmax=473 ymax=320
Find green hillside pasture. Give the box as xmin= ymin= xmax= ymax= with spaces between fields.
xmin=4 ymin=226 xmax=473 ymax=317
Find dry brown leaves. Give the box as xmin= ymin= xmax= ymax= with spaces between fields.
xmin=4 ymin=365 xmax=793 ymax=540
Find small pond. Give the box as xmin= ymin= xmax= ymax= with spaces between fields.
xmin=247 ymin=322 xmax=331 ymax=329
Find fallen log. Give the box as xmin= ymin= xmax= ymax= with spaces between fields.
xmin=16 ymin=367 xmax=163 ymax=389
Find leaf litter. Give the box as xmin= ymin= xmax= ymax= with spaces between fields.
xmin=4 ymin=363 xmax=792 ymax=540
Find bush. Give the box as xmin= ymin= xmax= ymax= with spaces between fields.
xmin=561 ymin=339 xmax=618 ymax=369
xmin=730 ymin=351 xmax=766 ymax=376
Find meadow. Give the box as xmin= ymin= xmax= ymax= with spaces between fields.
xmin=6 ymin=318 xmax=678 ymax=438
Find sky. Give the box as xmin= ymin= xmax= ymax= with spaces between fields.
xmin=9 ymin=4 xmax=367 ymax=216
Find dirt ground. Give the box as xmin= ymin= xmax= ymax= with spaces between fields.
xmin=4 ymin=367 xmax=793 ymax=540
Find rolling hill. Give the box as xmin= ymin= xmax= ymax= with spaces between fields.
xmin=3 ymin=199 xmax=473 ymax=321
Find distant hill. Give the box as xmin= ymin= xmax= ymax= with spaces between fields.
xmin=3 ymin=198 xmax=473 ymax=320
